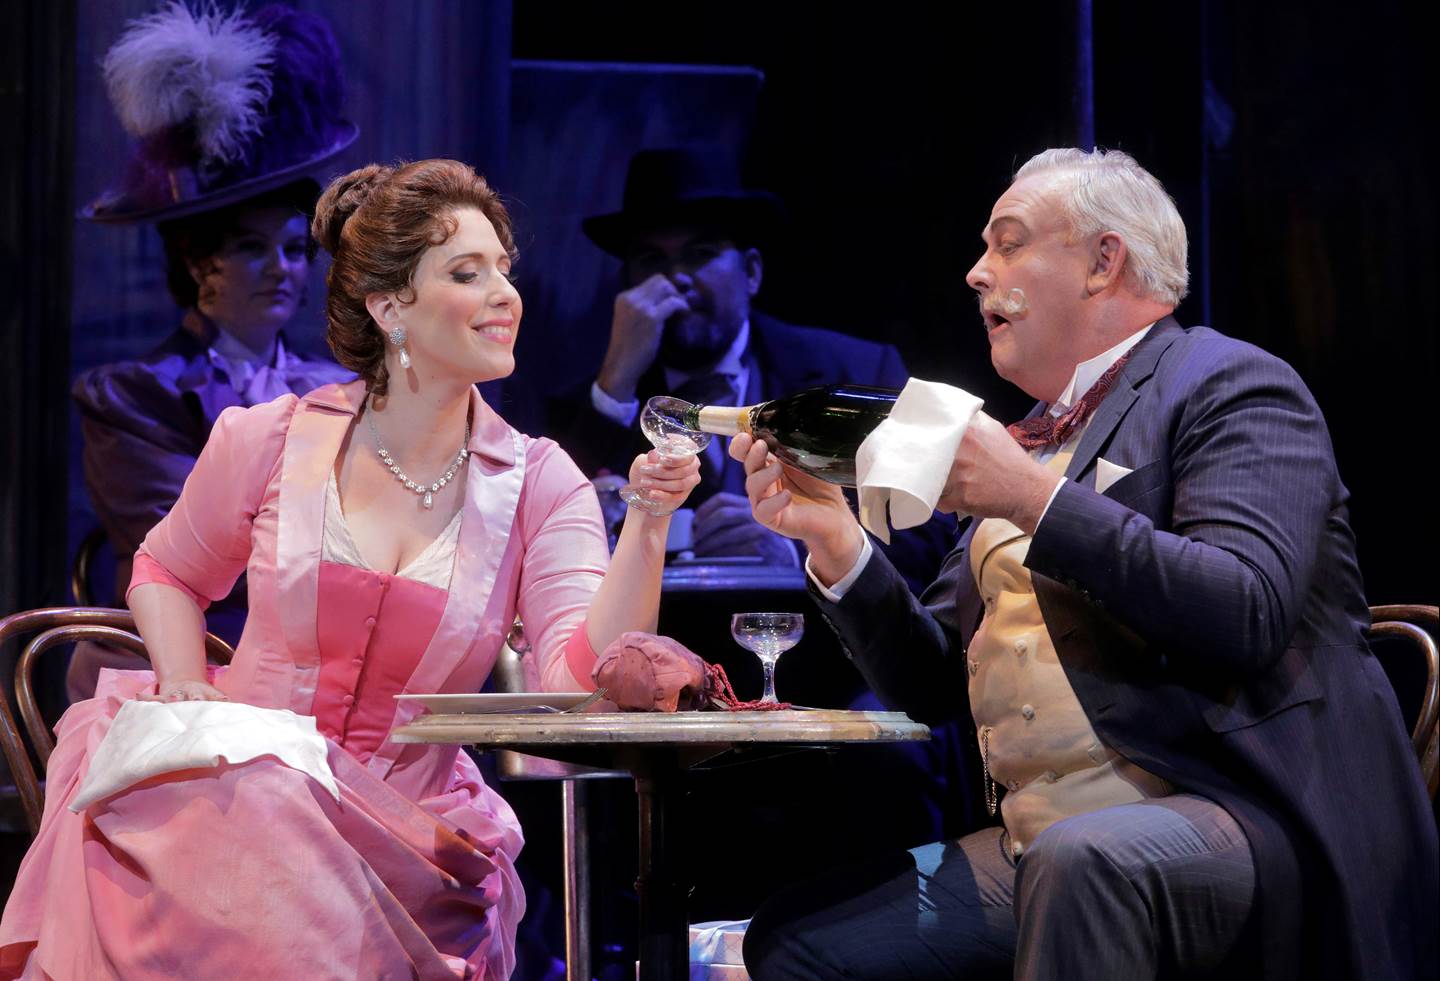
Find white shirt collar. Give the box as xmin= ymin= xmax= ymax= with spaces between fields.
xmin=663 ymin=318 xmax=751 ymax=390
xmin=1049 ymin=323 xmax=1154 ymax=417
xmin=210 ymin=328 xmax=283 ymax=370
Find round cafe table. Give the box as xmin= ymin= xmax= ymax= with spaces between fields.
xmin=393 ymin=708 xmax=930 ymax=981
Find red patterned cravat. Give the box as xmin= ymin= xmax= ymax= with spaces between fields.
xmin=1006 ymin=352 xmax=1132 ymax=451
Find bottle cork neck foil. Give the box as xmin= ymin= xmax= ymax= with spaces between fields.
xmin=695 ymin=404 xmax=752 ymax=437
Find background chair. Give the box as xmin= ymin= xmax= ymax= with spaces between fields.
xmin=69 ymin=527 xmax=110 ymax=607
xmin=491 ymin=620 xmax=625 ymax=981
xmin=0 ymin=607 xmax=235 ymax=836
xmin=1369 ymin=604 xmax=1439 ymax=800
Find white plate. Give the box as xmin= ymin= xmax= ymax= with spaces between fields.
xmin=394 ymin=692 xmax=592 ymax=714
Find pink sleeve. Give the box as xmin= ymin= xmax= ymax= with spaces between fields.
xmin=562 ymin=625 xmax=599 ymax=690
xmin=130 ymin=396 xmax=296 ymax=606
xmin=126 ymin=549 xmax=211 ymax=610
xmin=514 ymin=439 xmax=610 ymax=692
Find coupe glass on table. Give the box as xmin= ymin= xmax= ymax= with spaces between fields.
xmin=729 ymin=612 xmax=804 ymax=705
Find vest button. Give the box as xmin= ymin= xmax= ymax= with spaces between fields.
xmin=1013 ymin=638 xmax=1028 ymax=655
xmin=1021 ymin=704 xmax=1035 ymax=720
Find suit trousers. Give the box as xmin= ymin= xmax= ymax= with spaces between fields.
xmin=743 ymin=793 xmax=1257 ymax=980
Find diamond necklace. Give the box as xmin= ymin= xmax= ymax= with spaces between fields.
xmin=365 ymin=401 xmax=470 ymax=509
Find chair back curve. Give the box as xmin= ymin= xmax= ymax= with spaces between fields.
xmin=1369 ymin=604 xmax=1439 ymax=801
xmin=0 ymin=606 xmax=237 ymax=835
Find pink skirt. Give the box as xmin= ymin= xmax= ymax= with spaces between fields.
xmin=0 ymin=675 xmax=524 ymax=980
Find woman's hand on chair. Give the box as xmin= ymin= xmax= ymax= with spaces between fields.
xmin=139 ymin=678 xmax=229 ymax=702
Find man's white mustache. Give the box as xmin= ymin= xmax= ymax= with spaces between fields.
xmin=981 ymin=288 xmax=1027 ymax=318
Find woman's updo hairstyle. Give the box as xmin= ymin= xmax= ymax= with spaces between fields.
xmin=312 ymin=158 xmax=516 ymax=395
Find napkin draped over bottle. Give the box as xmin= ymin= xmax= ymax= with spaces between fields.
xmin=855 ymin=378 xmax=983 ymax=543
xmin=70 ymin=699 xmax=340 ymax=812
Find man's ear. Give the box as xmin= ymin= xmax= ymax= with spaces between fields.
xmin=365 ymin=291 xmax=400 ymax=328
xmin=743 ymin=247 xmax=764 ymax=298
xmin=1087 ymin=232 xmax=1127 ymax=296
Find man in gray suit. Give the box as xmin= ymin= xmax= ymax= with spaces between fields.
xmin=732 ymin=148 xmax=1436 ymax=980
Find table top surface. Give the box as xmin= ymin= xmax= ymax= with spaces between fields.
xmin=393 ymin=708 xmax=929 ymax=748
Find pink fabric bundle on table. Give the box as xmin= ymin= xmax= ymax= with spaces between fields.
xmin=592 ymin=632 xmax=713 ymax=712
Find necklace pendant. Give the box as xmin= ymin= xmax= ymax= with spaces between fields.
xmin=423 ymin=490 xmax=434 ymax=509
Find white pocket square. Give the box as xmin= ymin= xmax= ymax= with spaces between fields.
xmin=1095 ymin=458 xmax=1133 ymax=495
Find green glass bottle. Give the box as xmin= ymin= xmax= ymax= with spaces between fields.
xmin=682 ymin=384 xmax=899 ymax=486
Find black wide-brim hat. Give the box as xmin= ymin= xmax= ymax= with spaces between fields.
xmin=81 ymin=122 xmax=358 ymax=225
xmin=582 ymin=147 xmax=785 ymax=258
xmin=81 ymin=3 xmax=358 ymax=225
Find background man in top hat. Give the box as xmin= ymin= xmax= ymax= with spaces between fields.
xmin=551 ymin=146 xmax=952 ymax=587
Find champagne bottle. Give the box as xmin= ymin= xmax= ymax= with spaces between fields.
xmin=682 ymin=384 xmax=900 ymax=486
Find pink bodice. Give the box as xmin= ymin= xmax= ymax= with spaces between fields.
xmin=313 ymin=560 xmax=447 ymax=761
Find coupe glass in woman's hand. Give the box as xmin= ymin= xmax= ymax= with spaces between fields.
xmin=619 ymin=396 xmax=709 ymax=516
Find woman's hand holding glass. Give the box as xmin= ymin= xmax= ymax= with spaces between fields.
xmin=619 ymin=397 xmax=710 ymax=515
xmin=626 ymin=444 xmax=702 ymax=516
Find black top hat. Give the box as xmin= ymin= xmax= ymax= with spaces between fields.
xmin=581 ymin=147 xmax=784 ymax=258
xmin=81 ymin=3 xmax=358 ymax=225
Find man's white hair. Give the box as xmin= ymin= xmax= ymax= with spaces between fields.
xmin=1015 ymin=148 xmax=1189 ymax=306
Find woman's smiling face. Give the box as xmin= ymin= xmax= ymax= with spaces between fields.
xmin=384 ymin=206 xmax=522 ymax=386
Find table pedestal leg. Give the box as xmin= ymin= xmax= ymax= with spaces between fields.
xmin=634 ymin=757 xmax=687 ymax=981
xmin=562 ymin=779 xmax=592 ymax=981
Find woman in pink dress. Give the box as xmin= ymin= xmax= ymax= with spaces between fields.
xmin=0 ymin=159 xmax=700 ymax=980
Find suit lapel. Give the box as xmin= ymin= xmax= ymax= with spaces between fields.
xmin=1064 ymin=318 xmax=1184 ymax=482
xmin=748 ymin=313 xmax=829 ymax=394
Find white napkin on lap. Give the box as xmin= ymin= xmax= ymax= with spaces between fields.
xmin=71 ymin=699 xmax=339 ymax=811
xmin=855 ymin=378 xmax=983 ymax=543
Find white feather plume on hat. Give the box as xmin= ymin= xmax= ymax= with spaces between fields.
xmin=102 ymin=1 xmax=276 ymax=168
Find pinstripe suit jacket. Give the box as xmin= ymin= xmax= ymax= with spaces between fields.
xmin=816 ymin=318 xmax=1437 ymax=980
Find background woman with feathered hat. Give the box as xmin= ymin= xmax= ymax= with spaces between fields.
xmin=67 ymin=2 xmax=358 ymax=698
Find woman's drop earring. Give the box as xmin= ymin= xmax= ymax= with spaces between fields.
xmin=388 ymin=325 xmax=411 ymax=370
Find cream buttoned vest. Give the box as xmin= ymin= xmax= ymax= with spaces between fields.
xmin=967 ymin=447 xmax=1170 ymax=856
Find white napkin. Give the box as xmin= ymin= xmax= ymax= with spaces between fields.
xmin=71 ymin=699 xmax=339 ymax=812
xmin=855 ymin=378 xmax=983 ymax=543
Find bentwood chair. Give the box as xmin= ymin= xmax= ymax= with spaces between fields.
xmin=0 ymin=607 xmax=235 ymax=835
xmin=1369 ymin=604 xmax=1440 ymax=800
